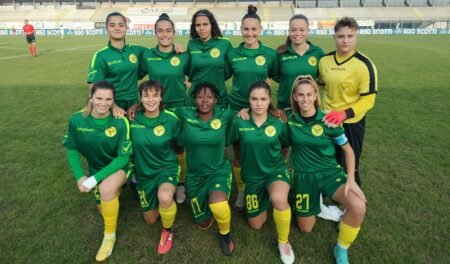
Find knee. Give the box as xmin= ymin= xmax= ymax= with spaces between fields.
xmin=271 ymin=195 xmax=289 ymax=210
xmin=143 ymin=213 xmax=158 ymax=225
xmin=298 ymin=223 xmax=314 ymax=233
xmin=158 ymin=194 xmax=173 ymax=208
xmin=98 ymin=183 xmax=115 ymax=200
xmin=249 ymin=222 xmax=264 ymax=230
xmin=348 ymin=200 xmax=366 ymax=219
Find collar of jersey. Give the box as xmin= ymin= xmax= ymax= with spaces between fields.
xmin=86 ymin=113 xmax=113 ymax=128
xmin=334 ymin=50 xmax=357 ymax=66
xmin=249 ymin=113 xmax=276 ymax=128
xmin=136 ymin=111 xmax=166 ymax=127
xmin=195 ymin=106 xmax=220 ymax=123
xmin=108 ymin=41 xmax=129 ymax=52
xmin=152 ymin=45 xmax=176 ymax=58
xmin=238 ymin=41 xmax=263 ymax=57
xmin=287 ymin=40 xmax=317 ymax=56
xmin=193 ymin=37 xmax=218 ymax=50
xmin=292 ymin=109 xmax=324 ymax=124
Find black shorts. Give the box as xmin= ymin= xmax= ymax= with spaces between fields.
xmin=26 ymin=34 xmax=36 ymax=44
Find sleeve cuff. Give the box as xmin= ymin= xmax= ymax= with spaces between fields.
xmin=344 ymin=108 xmax=355 ymax=119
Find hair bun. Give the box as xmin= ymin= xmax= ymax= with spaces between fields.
xmin=159 ymin=13 xmax=170 ymax=19
xmin=247 ymin=5 xmax=257 ymax=14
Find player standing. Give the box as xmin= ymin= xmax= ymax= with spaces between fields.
xmin=87 ymin=12 xmax=146 ymax=118
xmin=187 ymin=9 xmax=233 ymax=108
xmin=287 ymin=75 xmax=366 ymax=264
xmin=130 ymin=81 xmax=179 ymax=255
xmin=228 ymin=81 xmax=294 ymax=264
xmin=276 ymin=14 xmax=324 ymax=110
xmin=63 ymin=81 xmax=133 ymax=262
xmin=23 ymin=19 xmax=37 ymax=57
xmin=174 ymin=82 xmax=235 ymax=256
xmin=318 ymin=17 xmax=378 ymax=187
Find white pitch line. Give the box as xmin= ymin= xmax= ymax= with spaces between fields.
xmin=0 ymin=44 xmax=102 ymax=60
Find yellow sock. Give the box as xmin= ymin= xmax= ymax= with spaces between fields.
xmin=273 ymin=207 xmax=291 ymax=243
xmin=337 ymin=221 xmax=361 ymax=249
xmin=209 ymin=201 xmax=231 ymax=235
xmin=177 ymin=153 xmax=186 ymax=184
xmin=101 ymin=196 xmax=119 ymax=235
xmin=159 ymin=202 xmax=177 ymax=229
xmin=233 ymin=166 xmax=245 ymax=193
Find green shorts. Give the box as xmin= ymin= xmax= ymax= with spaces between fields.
xmin=244 ymin=169 xmax=291 ymax=218
xmin=293 ymin=167 xmax=347 ymax=217
xmin=186 ymin=167 xmax=232 ymax=224
xmin=93 ymin=162 xmax=133 ymax=204
xmin=136 ymin=165 xmax=180 ymax=212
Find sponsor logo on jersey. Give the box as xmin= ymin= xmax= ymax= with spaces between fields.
xmin=311 ymin=124 xmax=324 ymax=136
xmin=210 ymin=119 xmax=222 ymax=129
xmin=265 ymin=125 xmax=276 ymax=137
xmin=210 ymin=48 xmax=220 ymax=58
xmin=255 ymin=55 xmax=266 ymax=66
xmin=129 ymin=54 xmax=137 ymax=64
xmin=336 ymin=178 xmax=342 ymax=182
xmin=147 ymin=57 xmax=162 ymax=61
xmin=170 ymin=56 xmax=180 ymax=66
xmin=130 ymin=124 xmax=145 ymax=128
xmin=77 ymin=127 xmax=94 ymax=132
xmin=239 ymin=127 xmax=255 ymax=132
xmin=190 ymin=50 xmax=201 ymax=54
xmin=107 ymin=60 xmax=122 ymax=66
xmin=288 ymin=121 xmax=303 ymax=127
xmin=105 ymin=126 xmax=117 ymax=137
xmin=154 ymin=125 xmax=165 ymax=136
xmin=232 ymin=57 xmax=247 ymax=62
xmin=186 ymin=118 xmax=200 ymax=124
xmin=215 ymin=184 xmax=221 ymax=188
xmin=281 ymin=55 xmax=298 ymax=61
xmin=308 ymin=56 xmax=317 ymax=66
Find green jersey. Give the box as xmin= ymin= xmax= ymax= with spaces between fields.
xmin=175 ymin=107 xmax=235 ymax=179
xmin=130 ymin=110 xmax=180 ymax=181
xmin=63 ymin=111 xmax=132 ymax=182
xmin=287 ymin=109 xmax=348 ymax=173
xmin=228 ymin=115 xmax=289 ymax=184
xmin=276 ymin=42 xmax=324 ymax=109
xmin=187 ymin=38 xmax=232 ymax=108
xmin=227 ymin=42 xmax=279 ymax=110
xmin=87 ymin=42 xmax=146 ymax=105
xmin=140 ymin=46 xmax=190 ymax=108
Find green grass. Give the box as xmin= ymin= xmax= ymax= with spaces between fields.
xmin=0 ymin=35 xmax=449 ymax=263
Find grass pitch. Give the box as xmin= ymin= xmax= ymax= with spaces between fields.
xmin=0 ymin=34 xmax=449 ymax=263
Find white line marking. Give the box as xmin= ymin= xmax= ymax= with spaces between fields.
xmin=0 ymin=44 xmax=102 ymax=60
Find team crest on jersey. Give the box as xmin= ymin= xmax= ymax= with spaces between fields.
xmin=105 ymin=126 xmax=117 ymax=137
xmin=265 ymin=125 xmax=276 ymax=137
xmin=210 ymin=48 xmax=220 ymax=58
xmin=311 ymin=124 xmax=324 ymax=137
xmin=170 ymin=56 xmax=180 ymax=66
xmin=154 ymin=125 xmax=165 ymax=136
xmin=255 ymin=55 xmax=266 ymax=66
xmin=308 ymin=56 xmax=317 ymax=66
xmin=129 ymin=54 xmax=137 ymax=64
xmin=210 ymin=119 xmax=222 ymax=129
